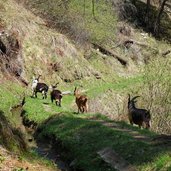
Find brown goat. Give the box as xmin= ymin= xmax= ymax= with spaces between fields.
xmin=74 ymin=87 xmax=88 ymax=113
xmin=50 ymin=83 xmax=62 ymax=107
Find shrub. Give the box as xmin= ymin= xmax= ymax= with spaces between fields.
xmin=142 ymin=58 xmax=171 ymax=134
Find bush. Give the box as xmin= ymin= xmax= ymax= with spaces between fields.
xmin=142 ymin=58 xmax=171 ymax=134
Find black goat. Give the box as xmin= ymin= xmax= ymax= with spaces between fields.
xmin=128 ymin=94 xmax=151 ymax=129
xmin=31 ymin=75 xmax=48 ymax=99
xmin=50 ymin=83 xmax=63 ymax=107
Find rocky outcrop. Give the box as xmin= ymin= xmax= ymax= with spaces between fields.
xmin=0 ymin=30 xmax=26 ymax=80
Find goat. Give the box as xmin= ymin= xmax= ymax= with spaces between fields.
xmin=31 ymin=75 xmax=48 ymax=99
xmin=50 ymin=83 xmax=63 ymax=107
xmin=128 ymin=94 xmax=151 ymax=129
xmin=74 ymin=87 xmax=88 ymax=113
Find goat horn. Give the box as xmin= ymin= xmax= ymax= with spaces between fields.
xmin=131 ymin=96 xmax=140 ymax=101
xmin=55 ymin=82 xmax=59 ymax=86
xmin=37 ymin=74 xmax=41 ymax=80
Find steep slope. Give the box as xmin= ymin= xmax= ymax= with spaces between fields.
xmin=0 ymin=0 xmax=143 ymax=86
xmin=0 ymin=0 xmax=171 ymax=135
xmin=0 ymin=0 xmax=171 ymax=170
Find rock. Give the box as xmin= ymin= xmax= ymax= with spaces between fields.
xmin=97 ymin=147 xmax=137 ymax=171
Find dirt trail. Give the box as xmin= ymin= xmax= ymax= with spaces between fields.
xmin=93 ymin=119 xmax=171 ymax=145
xmin=99 ymin=120 xmax=152 ymax=142
xmin=93 ymin=119 xmax=171 ymax=171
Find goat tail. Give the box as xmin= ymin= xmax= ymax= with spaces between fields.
xmin=84 ymin=97 xmax=88 ymax=112
xmin=145 ymin=110 xmax=151 ymax=120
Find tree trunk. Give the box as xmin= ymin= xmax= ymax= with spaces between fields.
xmin=131 ymin=0 xmax=137 ymax=5
xmin=84 ymin=0 xmax=86 ymax=16
xmin=154 ymin=0 xmax=168 ymax=37
xmin=92 ymin=0 xmax=95 ymax=19
xmin=145 ymin=0 xmax=151 ymax=29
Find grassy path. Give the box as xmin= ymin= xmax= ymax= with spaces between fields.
xmin=34 ymin=112 xmax=171 ymax=171
xmin=23 ymin=76 xmax=170 ymax=171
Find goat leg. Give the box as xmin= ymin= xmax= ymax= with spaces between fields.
xmin=59 ymin=100 xmax=61 ymax=107
xmin=42 ymin=90 xmax=45 ymax=99
xmin=31 ymin=90 xmax=35 ymax=98
xmin=78 ymin=107 xmax=81 ymax=113
xmin=45 ymin=93 xmax=47 ymax=99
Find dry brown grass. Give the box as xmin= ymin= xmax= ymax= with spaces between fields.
xmin=89 ymin=89 xmax=128 ymax=121
xmin=0 ymin=145 xmax=57 ymax=171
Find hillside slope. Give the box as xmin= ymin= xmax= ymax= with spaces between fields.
xmin=0 ymin=0 xmax=137 ymax=84
xmin=0 ymin=0 xmax=171 ymax=170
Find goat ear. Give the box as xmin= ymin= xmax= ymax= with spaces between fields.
xmin=74 ymin=87 xmax=77 ymax=91
xmin=37 ymin=74 xmax=41 ymax=80
xmin=128 ymin=94 xmax=131 ymax=103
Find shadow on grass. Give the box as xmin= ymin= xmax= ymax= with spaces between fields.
xmin=35 ymin=113 xmax=171 ymax=171
xmin=0 ymin=110 xmax=27 ymax=152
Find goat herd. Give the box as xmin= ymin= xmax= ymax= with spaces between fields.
xmin=31 ymin=75 xmax=151 ymax=129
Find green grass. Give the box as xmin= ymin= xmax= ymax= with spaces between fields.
xmin=38 ymin=113 xmax=171 ymax=171
xmin=0 ymin=82 xmax=59 ymax=170
xmin=23 ymin=75 xmax=170 ymax=171
xmin=24 ymin=0 xmax=117 ymax=45
xmin=24 ymin=93 xmax=75 ymax=123
xmin=0 ymin=82 xmax=25 ymax=151
xmin=25 ymin=75 xmax=143 ymax=123
xmin=84 ymin=75 xmax=143 ymax=98
xmin=21 ymin=150 xmax=58 ymax=170
xmin=1 ymin=1 xmax=170 ymax=170
xmin=0 ymin=82 xmax=25 ymax=116
xmin=140 ymin=153 xmax=171 ymax=171
xmin=69 ymin=0 xmax=117 ymax=43
xmin=0 ymin=76 xmax=170 ymax=171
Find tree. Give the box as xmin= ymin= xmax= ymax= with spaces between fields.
xmin=83 ymin=0 xmax=96 ymax=19
xmin=154 ymin=0 xmax=168 ymax=37
xmin=145 ymin=0 xmax=151 ymax=29
xmin=92 ymin=0 xmax=96 ymax=19
xmin=130 ymin=0 xmax=137 ymax=5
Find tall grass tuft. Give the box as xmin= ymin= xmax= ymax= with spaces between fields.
xmin=142 ymin=58 xmax=171 ymax=134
